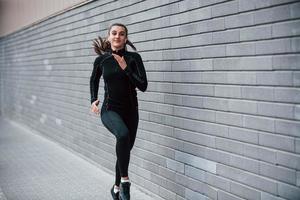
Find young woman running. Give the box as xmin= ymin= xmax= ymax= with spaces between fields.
xmin=90 ymin=23 xmax=147 ymax=200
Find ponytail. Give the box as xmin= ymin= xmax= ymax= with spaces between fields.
xmin=92 ymin=36 xmax=110 ymax=55
xmin=126 ymin=40 xmax=136 ymax=51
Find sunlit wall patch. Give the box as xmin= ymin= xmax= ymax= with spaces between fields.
xmin=30 ymin=95 xmax=37 ymax=104
xmin=55 ymin=118 xmax=62 ymax=126
xmin=40 ymin=113 xmax=47 ymax=124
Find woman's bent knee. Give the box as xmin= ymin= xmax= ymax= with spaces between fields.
xmin=116 ymin=130 xmax=130 ymax=142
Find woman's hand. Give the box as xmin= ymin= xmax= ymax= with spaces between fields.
xmin=91 ymin=99 xmax=100 ymax=115
xmin=112 ymin=54 xmax=127 ymax=70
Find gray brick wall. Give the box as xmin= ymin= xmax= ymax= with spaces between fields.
xmin=1 ymin=0 xmax=300 ymax=199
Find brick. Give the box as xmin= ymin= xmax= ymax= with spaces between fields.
xmin=294 ymin=72 xmax=300 ymax=86
xmin=276 ymin=151 xmax=300 ymax=170
xmin=174 ymin=128 xmax=216 ymax=147
xmin=142 ymin=51 xmax=163 ymax=61
xmin=290 ymin=2 xmax=300 ymax=18
xmin=275 ymin=119 xmax=300 ymax=137
xmin=159 ymin=184 xmax=177 ymax=200
xmin=205 ymin=148 xmax=230 ymax=165
xmin=180 ymin=47 xmax=201 ymax=59
xmin=272 ymin=54 xmax=300 ymax=70
xmin=179 ymin=72 xmax=203 ymax=83
xmin=160 ymin=2 xmax=180 ymax=16
xmin=226 ymin=42 xmax=256 ymax=56
xmin=261 ymin=192 xmax=286 ymax=200
xmin=228 ymin=99 xmax=257 ymax=115
xmin=238 ymin=0 xmax=256 ymax=12
xmin=158 ymin=165 xmax=176 ymax=182
xmin=178 ymin=0 xmax=199 ymax=12
xmin=231 ymin=154 xmax=260 ymax=173
xmin=166 ymin=158 xmax=184 ymax=173
xmin=164 ymin=178 xmax=186 ymax=197
xmin=255 ymin=38 xmax=291 ymax=55
xmin=215 ymin=85 xmax=242 ymax=98
xmin=171 ymin=59 xmax=213 ymax=71
xmin=291 ymin=37 xmax=300 ymax=52
xmin=207 ymin=18 xmax=226 ymax=32
xmin=181 ymin=95 xmax=204 ymax=108
xmin=146 ymin=61 xmax=172 ymax=71
xmin=185 ymin=188 xmax=208 ymax=200
xmin=189 ymin=59 xmax=213 ymax=71
xmin=254 ymin=5 xmax=290 ymax=24
xmin=202 ymin=183 xmax=219 ymax=200
xmin=230 ymin=181 xmax=261 ymax=200
xmin=175 ymin=150 xmax=217 ymax=173
xmin=296 ymin=138 xmax=300 ymax=153
xmin=278 ymin=182 xmax=300 ymax=200
xmin=216 ymin=137 xmax=244 ymax=155
xmin=202 ymin=72 xmax=227 ymax=84
xmin=243 ymin=115 xmax=275 ymax=132
xmin=163 ymin=49 xmax=181 ymax=60
xmin=218 ymin=190 xmax=244 ymax=200
xmin=136 ymin=139 xmax=174 ymax=159
xmin=170 ymin=7 xmax=211 ymax=25
xmin=241 ymin=86 xmax=274 ymax=101
xmin=260 ymin=162 xmax=296 ymax=184
xmin=185 ymin=165 xmax=206 ymax=182
xmin=212 ymin=29 xmax=240 ymax=43
xmin=228 ymin=127 xmax=259 ymax=144
xmin=146 ymin=26 xmax=179 ymax=40
xmin=217 ymin=164 xmax=277 ymax=194
xmin=239 ymin=0 xmax=297 ymax=11
xmin=216 ymin=112 xmax=243 ymax=126
xmin=171 ymin=33 xmax=212 ymax=48
xmin=200 ymin=45 xmax=226 ymax=58
xmin=205 ymin=172 xmax=231 ymax=192
xmin=257 ymin=102 xmax=294 ymax=119
xmin=225 ymin=13 xmax=254 ymax=28
xmin=272 ymin=20 xmax=300 ymax=37
xmin=213 ymin=56 xmax=273 ymax=71
xmin=297 ymin=171 xmax=300 ymax=187
xmin=244 ymin=144 xmax=277 ymax=164
xmin=180 ymin=18 xmax=224 ymax=35
xmin=176 ymin=195 xmax=185 ymax=200
xmin=256 ymin=71 xmax=293 ymax=86
xmin=183 ymin=141 xmax=206 ymax=158
xmin=176 ymin=173 xmax=206 ymax=193
xmin=140 ymin=101 xmax=173 ymax=115
xmin=212 ymin=1 xmax=239 ymax=17
xmin=203 ymin=97 xmax=228 ymax=111
xmin=154 ymin=38 xmax=172 ymax=50
xmin=259 ymin=132 xmax=295 ymax=151
xmin=179 ymin=22 xmax=205 ymax=36
xmin=173 ymin=83 xmax=214 ymax=96
xmin=227 ymin=72 xmax=257 ymax=85
xmin=240 ymin=25 xmax=272 ymax=41
xmin=274 ymin=87 xmax=300 ymax=103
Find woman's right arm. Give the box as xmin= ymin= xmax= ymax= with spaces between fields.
xmin=90 ymin=56 xmax=103 ymax=105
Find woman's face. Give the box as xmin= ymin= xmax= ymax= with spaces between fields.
xmin=108 ymin=26 xmax=127 ymax=51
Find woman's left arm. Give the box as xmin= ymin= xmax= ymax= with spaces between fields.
xmin=124 ymin=53 xmax=148 ymax=92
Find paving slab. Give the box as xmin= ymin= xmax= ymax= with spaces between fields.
xmin=0 ymin=117 xmax=156 ymax=200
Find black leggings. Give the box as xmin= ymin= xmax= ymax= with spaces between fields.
xmin=101 ymin=107 xmax=138 ymax=187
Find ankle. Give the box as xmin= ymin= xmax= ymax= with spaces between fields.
xmin=121 ymin=177 xmax=130 ymax=183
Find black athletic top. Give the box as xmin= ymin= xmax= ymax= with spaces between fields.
xmin=90 ymin=48 xmax=148 ymax=111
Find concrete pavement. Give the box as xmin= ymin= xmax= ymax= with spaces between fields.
xmin=0 ymin=117 xmax=156 ymax=200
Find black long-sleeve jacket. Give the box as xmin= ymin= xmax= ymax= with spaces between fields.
xmin=90 ymin=48 xmax=148 ymax=111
